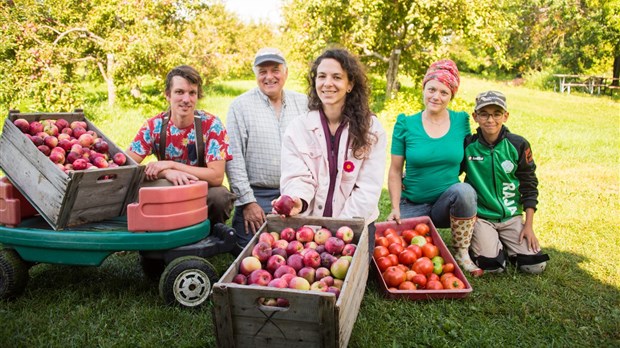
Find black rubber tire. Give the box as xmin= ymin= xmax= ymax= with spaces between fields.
xmin=139 ymin=255 xmax=165 ymax=281
xmin=0 ymin=249 xmax=29 ymax=300
xmin=158 ymin=256 xmax=218 ymax=308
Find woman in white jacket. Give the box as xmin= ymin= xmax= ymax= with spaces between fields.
xmin=273 ymin=48 xmax=387 ymax=248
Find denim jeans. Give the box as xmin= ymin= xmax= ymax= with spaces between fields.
xmin=232 ymin=186 xmax=280 ymax=246
xmin=399 ymin=183 xmax=477 ymax=228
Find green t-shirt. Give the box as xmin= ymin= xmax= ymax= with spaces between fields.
xmin=391 ymin=110 xmax=471 ymax=204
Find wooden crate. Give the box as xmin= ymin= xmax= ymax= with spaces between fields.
xmin=0 ymin=109 xmax=144 ymax=230
xmin=212 ymin=215 xmax=369 ymax=348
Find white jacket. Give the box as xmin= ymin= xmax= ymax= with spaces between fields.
xmin=280 ymin=110 xmax=387 ymax=225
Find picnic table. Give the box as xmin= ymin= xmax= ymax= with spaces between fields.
xmin=554 ymin=74 xmax=619 ymax=95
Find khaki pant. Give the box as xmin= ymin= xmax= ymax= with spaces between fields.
xmin=140 ymin=179 xmax=236 ymax=225
xmin=470 ymin=216 xmax=538 ymax=258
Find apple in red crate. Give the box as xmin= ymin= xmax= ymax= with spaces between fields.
xmin=336 ymin=226 xmax=354 ymax=243
xmin=330 ymin=258 xmax=351 ymax=280
xmin=239 ymin=256 xmax=262 ymax=276
xmin=314 ymin=228 xmax=332 ymax=245
xmin=232 ymin=274 xmax=247 ymax=285
xmin=324 ymin=237 xmax=344 ymax=255
xmin=296 ymin=226 xmax=315 ymax=243
xmin=251 ymin=241 xmax=272 ymax=262
xmin=266 ymin=254 xmax=286 ymax=274
xmin=274 ymin=265 xmax=296 ymax=279
xmin=303 ymin=249 xmax=321 ymax=268
xmin=288 ymin=276 xmax=310 ymax=290
xmin=280 ymin=227 xmax=296 ymax=242
xmin=248 ymin=269 xmax=272 ymax=286
xmin=13 ymin=118 xmax=30 ymax=133
xmin=298 ymin=266 xmax=316 ymax=284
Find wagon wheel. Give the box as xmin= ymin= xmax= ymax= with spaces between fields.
xmin=159 ymin=256 xmax=219 ymax=308
xmin=139 ymin=255 xmax=165 ymax=281
xmin=0 ymin=249 xmax=29 ymax=299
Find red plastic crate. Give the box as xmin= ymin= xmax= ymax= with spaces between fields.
xmin=372 ymin=216 xmax=473 ymax=300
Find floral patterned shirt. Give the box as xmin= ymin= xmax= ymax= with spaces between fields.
xmin=129 ymin=110 xmax=232 ymax=165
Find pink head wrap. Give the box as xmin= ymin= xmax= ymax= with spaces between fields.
xmin=422 ymin=59 xmax=460 ymax=98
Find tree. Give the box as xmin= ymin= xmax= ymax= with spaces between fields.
xmin=282 ymin=0 xmax=501 ymax=99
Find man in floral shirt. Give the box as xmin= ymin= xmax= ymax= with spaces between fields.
xmin=128 ymin=65 xmax=236 ymax=224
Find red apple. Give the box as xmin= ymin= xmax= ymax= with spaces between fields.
xmin=288 ymin=276 xmax=310 ymax=290
xmin=305 ymin=241 xmax=318 ymax=249
xmin=320 ymin=252 xmax=338 ymax=268
xmin=239 ymin=256 xmax=262 ymax=276
xmin=286 ymin=253 xmax=304 ymax=272
xmin=336 ymin=226 xmax=354 ymax=243
xmin=280 ymin=227 xmax=296 ymax=242
xmin=315 ymin=267 xmax=331 ymax=281
xmin=43 ymin=136 xmax=58 ymax=149
xmin=266 ymin=254 xmax=286 ymax=274
xmin=273 ymin=195 xmax=295 ymax=216
xmin=43 ymin=124 xmax=58 ymax=136
xmin=315 ymin=245 xmax=326 ymax=254
xmin=273 ymin=265 xmax=296 ymax=279
xmin=320 ymin=275 xmax=334 ymax=287
xmin=37 ymin=145 xmax=50 ymax=156
xmin=280 ymin=273 xmax=296 ymax=285
xmin=72 ymin=126 xmax=87 ymax=139
xmin=285 ymin=240 xmax=304 ymax=255
xmin=296 ymin=226 xmax=315 ymax=243
xmin=276 ymin=298 xmax=290 ymax=307
xmin=271 ymin=247 xmax=287 ymax=259
xmin=61 ymin=127 xmax=73 ymax=136
xmin=267 ymin=278 xmax=288 ymax=288
xmin=273 ymin=239 xmax=289 ymax=250
xmin=341 ymin=244 xmax=357 ymax=257
xmin=326 ymin=286 xmax=341 ymax=298
xmin=298 ymin=266 xmax=316 ymax=284
xmin=70 ymin=120 xmax=87 ymax=130
xmin=248 ymin=269 xmax=272 ymax=286
xmin=30 ymin=135 xmax=44 ymax=146
xmin=303 ymin=249 xmax=321 ymax=268
xmin=325 ymin=237 xmax=345 ymax=255
xmin=113 ymin=152 xmax=127 ymax=166
xmin=13 ymin=118 xmax=30 ymax=133
xmin=55 ymin=118 xmax=69 ymax=131
xmin=232 ymin=274 xmax=247 ymax=285
xmin=259 ymin=232 xmax=276 ymax=247
xmin=314 ymin=228 xmax=333 ymax=245
xmin=86 ymin=130 xmax=98 ymax=139
xmin=29 ymin=121 xmax=43 ymax=135
xmin=48 ymin=151 xmax=65 ymax=164
xmin=333 ymin=279 xmax=344 ymax=290
xmin=251 ymin=241 xmax=272 ymax=262
xmin=78 ymin=133 xmax=94 ymax=148
xmin=93 ymin=139 xmax=109 ymax=153
xmin=66 ymin=151 xmax=81 ymax=164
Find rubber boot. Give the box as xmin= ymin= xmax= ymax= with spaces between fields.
xmin=450 ymin=216 xmax=484 ymax=277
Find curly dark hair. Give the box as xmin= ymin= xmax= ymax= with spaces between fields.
xmin=165 ymin=65 xmax=204 ymax=99
xmin=307 ymin=48 xmax=376 ymax=159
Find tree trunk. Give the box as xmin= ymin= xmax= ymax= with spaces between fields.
xmin=612 ymin=51 xmax=619 ymax=86
xmin=106 ymin=53 xmax=116 ymax=106
xmin=385 ymin=48 xmax=401 ymax=100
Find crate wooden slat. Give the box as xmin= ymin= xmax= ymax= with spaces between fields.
xmin=0 ymin=110 xmax=144 ymax=230
xmin=213 ymin=215 xmax=368 ymax=348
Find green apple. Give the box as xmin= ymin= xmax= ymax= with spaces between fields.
xmin=411 ymin=235 xmax=427 ymax=247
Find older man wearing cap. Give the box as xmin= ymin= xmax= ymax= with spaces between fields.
xmin=225 ymin=47 xmax=308 ymax=246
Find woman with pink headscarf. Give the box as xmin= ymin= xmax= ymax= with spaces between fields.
xmin=386 ymin=59 xmax=483 ymax=277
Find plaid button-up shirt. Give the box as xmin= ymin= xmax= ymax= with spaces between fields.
xmin=225 ymin=87 xmax=308 ymax=206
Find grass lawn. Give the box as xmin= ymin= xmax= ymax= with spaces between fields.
xmin=0 ymin=75 xmax=619 ymax=347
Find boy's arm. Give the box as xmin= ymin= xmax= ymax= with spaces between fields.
xmin=520 ymin=207 xmax=540 ymax=253
xmin=513 ymin=135 xmax=538 ymax=211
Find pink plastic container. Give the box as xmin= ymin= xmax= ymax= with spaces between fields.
xmin=373 ymin=216 xmax=473 ymax=300
xmin=0 ymin=176 xmax=38 ymax=227
xmin=127 ymin=181 xmax=208 ymax=232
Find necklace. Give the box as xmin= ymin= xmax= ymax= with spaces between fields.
xmin=423 ymin=111 xmax=449 ymax=126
